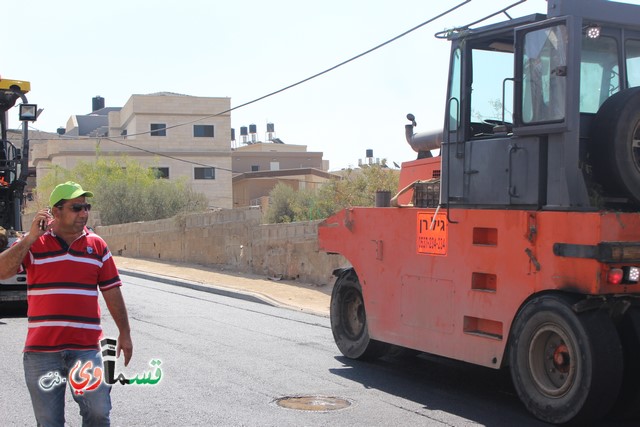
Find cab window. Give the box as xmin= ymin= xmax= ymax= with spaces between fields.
xmin=580 ymin=35 xmax=619 ymax=113
xmin=521 ymin=25 xmax=568 ymax=123
xmin=626 ymin=39 xmax=640 ymax=88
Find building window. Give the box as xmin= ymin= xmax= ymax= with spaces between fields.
xmin=194 ymin=167 xmax=215 ymax=180
xmin=194 ymin=125 xmax=214 ymax=137
xmin=251 ymin=165 xmax=259 ymax=172
xmin=150 ymin=123 xmax=166 ymax=136
xmin=151 ymin=167 xmax=169 ymax=179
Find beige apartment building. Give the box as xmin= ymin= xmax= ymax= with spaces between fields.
xmin=231 ymin=140 xmax=335 ymax=208
xmin=31 ymin=93 xmax=232 ymax=209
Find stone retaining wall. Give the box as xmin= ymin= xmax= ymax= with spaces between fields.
xmin=96 ymin=207 xmax=347 ymax=286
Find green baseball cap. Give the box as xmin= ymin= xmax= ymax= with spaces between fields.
xmin=49 ymin=181 xmax=94 ymax=207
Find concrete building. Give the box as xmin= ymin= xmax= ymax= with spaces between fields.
xmin=31 ymin=93 xmax=232 ymax=209
xmin=231 ymin=137 xmax=335 ymax=208
xmin=28 ymin=98 xmax=337 ymax=212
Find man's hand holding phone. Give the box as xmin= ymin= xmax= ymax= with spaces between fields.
xmin=35 ymin=209 xmax=52 ymax=235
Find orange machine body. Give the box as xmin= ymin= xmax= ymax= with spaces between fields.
xmin=319 ymin=157 xmax=640 ymax=368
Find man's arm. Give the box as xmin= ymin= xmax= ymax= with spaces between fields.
xmin=0 ymin=235 xmax=34 ymax=279
xmin=102 ymin=287 xmax=133 ymax=366
xmin=0 ymin=209 xmax=50 ymax=279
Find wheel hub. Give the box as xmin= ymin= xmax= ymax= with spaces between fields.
xmin=342 ymin=288 xmax=365 ymax=340
xmin=528 ymin=324 xmax=576 ymax=397
xmin=552 ymin=343 xmax=570 ymax=374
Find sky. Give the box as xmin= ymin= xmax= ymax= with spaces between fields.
xmin=3 ymin=0 xmax=638 ymax=171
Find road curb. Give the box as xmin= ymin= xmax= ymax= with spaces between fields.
xmin=119 ymin=268 xmax=280 ymax=308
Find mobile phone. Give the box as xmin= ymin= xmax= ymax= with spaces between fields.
xmin=39 ymin=209 xmax=51 ymax=231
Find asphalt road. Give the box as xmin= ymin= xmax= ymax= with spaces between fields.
xmin=0 ymin=274 xmax=633 ymax=426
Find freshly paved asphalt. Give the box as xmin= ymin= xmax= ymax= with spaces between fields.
xmin=114 ymin=257 xmax=331 ymax=316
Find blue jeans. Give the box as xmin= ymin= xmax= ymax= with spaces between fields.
xmin=24 ymin=350 xmax=112 ymax=427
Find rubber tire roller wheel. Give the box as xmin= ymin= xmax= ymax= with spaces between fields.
xmin=610 ymin=307 xmax=640 ymax=420
xmin=330 ymin=269 xmax=388 ymax=360
xmin=508 ymin=296 xmax=623 ymax=425
xmin=590 ymin=87 xmax=640 ymax=205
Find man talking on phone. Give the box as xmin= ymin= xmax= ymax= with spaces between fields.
xmin=0 ymin=181 xmax=133 ymax=427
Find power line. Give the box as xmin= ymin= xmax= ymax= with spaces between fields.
xmin=27 ymin=1 xmax=472 ymax=167
xmin=101 ymin=137 xmax=349 ymax=185
xmin=102 ymin=137 xmax=237 ymax=173
xmin=205 ymin=0 xmax=472 ymax=122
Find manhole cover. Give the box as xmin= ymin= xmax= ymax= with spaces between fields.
xmin=275 ymin=395 xmax=352 ymax=412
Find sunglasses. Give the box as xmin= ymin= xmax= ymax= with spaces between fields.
xmin=68 ymin=203 xmax=92 ymax=212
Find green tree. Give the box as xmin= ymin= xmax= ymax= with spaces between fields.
xmin=35 ymin=157 xmax=208 ymax=225
xmin=264 ymin=183 xmax=298 ymax=223
xmin=264 ymin=164 xmax=399 ymax=224
xmin=316 ymin=164 xmax=399 ymax=213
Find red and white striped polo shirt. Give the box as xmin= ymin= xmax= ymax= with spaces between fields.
xmin=20 ymin=228 xmax=122 ymax=352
